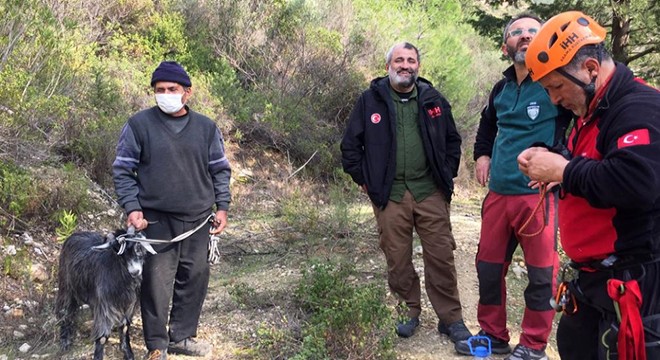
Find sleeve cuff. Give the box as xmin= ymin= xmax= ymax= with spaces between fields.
xmin=124 ymin=201 xmax=142 ymax=215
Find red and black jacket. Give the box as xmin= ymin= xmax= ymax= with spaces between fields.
xmin=340 ymin=76 xmax=462 ymax=208
xmin=559 ymin=63 xmax=660 ymax=264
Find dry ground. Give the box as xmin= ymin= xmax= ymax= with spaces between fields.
xmin=0 ymin=148 xmax=562 ymax=359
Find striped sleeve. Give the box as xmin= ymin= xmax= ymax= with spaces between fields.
xmin=112 ymin=123 xmax=141 ymax=214
xmin=209 ymin=127 xmax=231 ymax=210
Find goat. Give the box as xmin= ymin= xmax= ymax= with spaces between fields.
xmin=55 ymin=230 xmax=156 ymax=360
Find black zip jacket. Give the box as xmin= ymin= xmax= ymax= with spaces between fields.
xmin=340 ymin=76 xmax=462 ymax=208
xmin=559 ymin=63 xmax=660 ymax=262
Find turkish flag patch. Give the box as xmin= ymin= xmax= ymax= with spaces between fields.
xmin=617 ymin=129 xmax=650 ymax=149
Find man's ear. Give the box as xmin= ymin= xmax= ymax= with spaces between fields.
xmin=583 ymin=58 xmax=600 ymax=79
xmin=501 ymin=43 xmax=508 ymax=57
xmin=182 ymin=86 xmax=193 ymax=103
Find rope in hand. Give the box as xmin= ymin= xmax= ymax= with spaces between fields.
xmin=518 ymin=182 xmax=548 ymax=237
xmin=208 ymin=234 xmax=221 ymax=265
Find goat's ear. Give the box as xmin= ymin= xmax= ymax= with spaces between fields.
xmin=92 ymin=240 xmax=116 ymax=251
xmin=140 ymin=242 xmax=157 ymax=255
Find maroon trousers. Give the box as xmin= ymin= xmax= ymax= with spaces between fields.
xmin=476 ymin=191 xmax=559 ymax=350
xmin=373 ymin=191 xmax=464 ymax=324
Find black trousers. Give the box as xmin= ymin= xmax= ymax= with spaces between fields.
xmin=140 ymin=209 xmax=211 ymax=351
xmin=556 ymin=260 xmax=660 ymax=360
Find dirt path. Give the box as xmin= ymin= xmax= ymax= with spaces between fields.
xmin=393 ymin=201 xmax=561 ymax=360
xmin=192 ymin=197 xmax=562 ymax=360
xmin=1 ymin=194 xmax=563 ymax=360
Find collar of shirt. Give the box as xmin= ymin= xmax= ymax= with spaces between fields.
xmin=390 ymin=85 xmax=418 ymax=103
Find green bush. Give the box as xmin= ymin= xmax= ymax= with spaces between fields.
xmin=55 ymin=210 xmax=78 ymax=243
xmin=58 ymin=116 xmax=124 ymax=187
xmin=0 ymin=161 xmax=38 ymax=222
xmin=293 ymin=260 xmax=396 ymax=360
xmin=250 ymin=321 xmax=300 ymax=360
xmin=0 ymin=161 xmax=93 ymax=229
xmin=2 ymin=247 xmax=31 ymax=280
xmin=228 ymin=282 xmax=258 ymax=309
xmin=40 ymin=163 xmax=93 ymax=222
xmin=277 ymin=174 xmax=370 ymax=245
xmin=278 ymin=189 xmax=323 ymax=239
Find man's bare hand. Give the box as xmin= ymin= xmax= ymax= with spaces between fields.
xmin=210 ymin=210 xmax=228 ymax=235
xmin=127 ymin=211 xmax=148 ymax=231
xmin=475 ymin=155 xmax=491 ymax=187
xmin=518 ymin=147 xmax=568 ymax=183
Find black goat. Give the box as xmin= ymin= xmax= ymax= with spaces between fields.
xmin=55 ymin=230 xmax=155 ymax=360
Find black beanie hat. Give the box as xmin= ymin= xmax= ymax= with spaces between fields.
xmin=150 ymin=61 xmax=192 ymax=87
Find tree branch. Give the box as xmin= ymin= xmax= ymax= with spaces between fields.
xmin=287 ymin=150 xmax=318 ymax=180
xmin=627 ymin=46 xmax=658 ymax=64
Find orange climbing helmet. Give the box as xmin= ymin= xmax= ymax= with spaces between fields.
xmin=526 ymin=11 xmax=607 ymax=81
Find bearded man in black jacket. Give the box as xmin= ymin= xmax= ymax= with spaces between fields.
xmin=341 ymin=42 xmax=469 ymax=342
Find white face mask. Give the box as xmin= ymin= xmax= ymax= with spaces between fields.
xmin=155 ymin=93 xmax=184 ymax=114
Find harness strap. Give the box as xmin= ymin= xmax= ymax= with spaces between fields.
xmin=607 ymin=279 xmax=646 ymax=360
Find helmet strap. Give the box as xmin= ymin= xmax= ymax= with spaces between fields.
xmin=557 ymin=67 xmax=597 ymax=113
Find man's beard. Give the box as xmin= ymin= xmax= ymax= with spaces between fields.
xmin=507 ymin=44 xmax=527 ymax=64
xmin=390 ymin=70 xmax=417 ymax=89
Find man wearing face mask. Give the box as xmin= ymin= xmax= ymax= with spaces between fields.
xmin=341 ymin=42 xmax=469 ymax=342
xmin=113 ymin=61 xmax=231 ymax=360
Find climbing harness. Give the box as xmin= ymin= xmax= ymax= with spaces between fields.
xmin=550 ymin=263 xmax=578 ymax=315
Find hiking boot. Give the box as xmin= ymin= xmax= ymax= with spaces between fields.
xmin=168 ymin=337 xmax=211 ymax=356
xmin=438 ymin=319 xmax=472 ymax=342
xmin=145 ymin=349 xmax=167 ymax=360
xmin=454 ymin=330 xmax=511 ymax=356
xmin=504 ymin=344 xmax=549 ymax=360
xmin=395 ymin=317 xmax=420 ymax=338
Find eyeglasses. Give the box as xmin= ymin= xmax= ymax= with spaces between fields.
xmin=508 ymin=27 xmax=539 ymax=38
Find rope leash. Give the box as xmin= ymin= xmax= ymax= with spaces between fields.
xmin=114 ymin=214 xmax=221 ymax=263
xmin=518 ymin=182 xmax=548 ymax=237
xmin=208 ymin=234 xmax=221 ymax=265
xmin=116 ymin=214 xmax=215 ymax=245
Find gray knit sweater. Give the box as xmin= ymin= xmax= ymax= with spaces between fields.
xmin=113 ymin=106 xmax=231 ymax=221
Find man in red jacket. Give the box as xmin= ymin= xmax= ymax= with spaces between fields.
xmin=519 ymin=11 xmax=660 ymax=360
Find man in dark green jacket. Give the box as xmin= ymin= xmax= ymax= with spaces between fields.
xmin=456 ymin=14 xmax=572 ymax=360
xmin=341 ymin=42 xmax=468 ymax=342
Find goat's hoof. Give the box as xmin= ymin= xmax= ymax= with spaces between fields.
xmin=60 ymin=340 xmax=72 ymax=351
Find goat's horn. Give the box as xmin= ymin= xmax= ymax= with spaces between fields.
xmin=139 ymin=242 xmax=157 ymax=255
xmin=91 ymin=241 xmax=114 ymax=250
